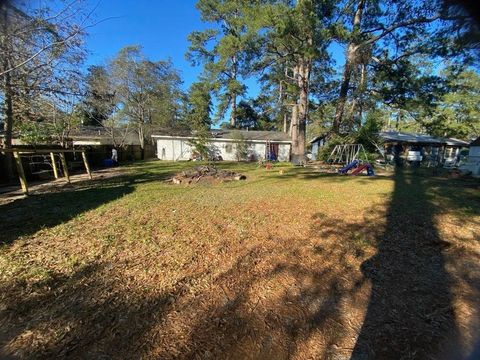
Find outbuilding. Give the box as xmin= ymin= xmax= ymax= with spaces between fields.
xmin=378 ymin=131 xmax=469 ymax=166
xmin=151 ymin=129 xmax=291 ymax=162
xmin=459 ymin=137 xmax=480 ymax=177
xmin=309 ymin=134 xmax=327 ymax=161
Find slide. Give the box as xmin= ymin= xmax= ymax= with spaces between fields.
xmin=350 ymin=164 xmax=368 ymax=175
xmin=339 ymin=160 xmax=359 ymax=174
xmin=350 ymin=163 xmax=375 ymax=176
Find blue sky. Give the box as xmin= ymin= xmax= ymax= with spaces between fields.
xmin=84 ymin=0 xmax=345 ymax=100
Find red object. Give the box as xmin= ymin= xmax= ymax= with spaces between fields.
xmin=350 ymin=164 xmax=368 ymax=175
xmin=266 ymin=163 xmax=273 ymax=170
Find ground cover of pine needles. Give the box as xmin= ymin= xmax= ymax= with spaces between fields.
xmin=0 ymin=160 xmax=479 ymax=359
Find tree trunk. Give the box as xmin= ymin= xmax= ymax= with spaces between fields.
xmin=291 ymin=58 xmax=311 ymax=165
xmin=357 ymin=63 xmax=366 ymax=128
xmin=138 ymin=125 xmax=145 ymax=160
xmin=346 ymin=62 xmax=367 ymax=131
xmin=333 ymin=50 xmax=354 ymax=134
xmin=229 ymin=54 xmax=238 ymax=128
xmin=289 ymin=104 xmax=296 ymax=137
xmin=3 ymin=69 xmax=14 ymax=180
xmin=396 ymin=111 xmax=402 ymax=131
xmin=2 ymin=4 xmax=14 ymax=179
xmin=280 ymin=69 xmax=287 ymax=132
xmin=332 ymin=0 xmax=366 ymax=134
xmin=230 ymin=93 xmax=236 ymax=128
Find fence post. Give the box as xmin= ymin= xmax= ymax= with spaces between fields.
xmin=59 ymin=152 xmax=70 ymax=183
xmin=13 ymin=151 xmax=28 ymax=195
xmin=81 ymin=151 xmax=92 ymax=180
xmin=50 ymin=152 xmax=59 ymax=179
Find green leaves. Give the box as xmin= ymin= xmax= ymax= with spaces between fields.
xmin=423 ymin=70 xmax=480 ymax=138
xmin=188 ymin=0 xmax=264 ymax=126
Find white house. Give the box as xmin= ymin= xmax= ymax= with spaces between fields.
xmin=459 ymin=137 xmax=480 ymax=177
xmin=152 ymin=129 xmax=291 ymax=162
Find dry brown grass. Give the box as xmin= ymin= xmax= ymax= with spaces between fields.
xmin=0 ymin=161 xmax=479 ymax=359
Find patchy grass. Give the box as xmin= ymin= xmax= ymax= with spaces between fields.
xmin=0 ymin=160 xmax=479 ymax=359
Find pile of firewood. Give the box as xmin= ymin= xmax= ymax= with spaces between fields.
xmin=169 ymin=165 xmax=246 ymax=185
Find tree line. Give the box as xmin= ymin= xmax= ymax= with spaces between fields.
xmin=1 ymin=0 xmax=479 ymax=168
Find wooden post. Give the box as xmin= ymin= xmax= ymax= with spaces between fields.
xmin=59 ymin=152 xmax=70 ymax=183
xmin=81 ymin=151 xmax=92 ymax=179
xmin=50 ymin=152 xmax=59 ymax=179
xmin=13 ymin=151 xmax=28 ymax=195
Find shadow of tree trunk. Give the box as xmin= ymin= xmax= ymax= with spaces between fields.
xmin=351 ymin=168 xmax=462 ymax=359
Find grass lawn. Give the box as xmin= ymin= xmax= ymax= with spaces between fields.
xmin=1 ymin=160 xmax=479 ymax=359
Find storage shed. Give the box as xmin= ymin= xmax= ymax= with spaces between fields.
xmin=309 ymin=135 xmax=326 ymax=161
xmin=152 ymin=130 xmax=291 ymax=162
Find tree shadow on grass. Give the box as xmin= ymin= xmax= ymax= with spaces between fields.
xmin=0 ymin=184 xmax=134 ymax=246
xmin=0 ymin=261 xmax=176 ymax=359
xmin=1 ymin=164 xmax=477 ymax=358
xmin=0 ymin=162 xmax=183 ymax=246
xmin=350 ymin=168 xmax=467 ymax=359
xmin=170 ymin=168 xmax=479 ymax=359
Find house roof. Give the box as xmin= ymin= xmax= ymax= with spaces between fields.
xmin=378 ymin=131 xmax=442 ymax=144
xmin=470 ymin=137 xmax=480 ymax=146
xmin=152 ymin=129 xmax=291 ymax=142
xmin=309 ymin=134 xmax=326 ymax=144
xmin=378 ymin=131 xmax=469 ymax=147
xmin=443 ymin=137 xmax=470 ymax=147
xmin=70 ymin=126 xmax=140 ymax=145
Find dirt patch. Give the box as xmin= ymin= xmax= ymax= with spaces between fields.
xmin=168 ymin=165 xmax=246 ymax=185
xmin=0 ymin=167 xmax=127 ymax=206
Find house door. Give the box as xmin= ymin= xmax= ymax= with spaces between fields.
xmin=267 ymin=143 xmax=279 ymax=161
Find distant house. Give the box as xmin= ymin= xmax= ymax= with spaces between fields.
xmin=378 ymin=131 xmax=469 ymax=166
xmin=69 ymin=126 xmax=156 ymax=163
xmin=0 ymin=126 xmax=155 ymax=171
xmin=151 ymin=129 xmax=291 ymax=162
xmin=459 ymin=137 xmax=480 ymax=177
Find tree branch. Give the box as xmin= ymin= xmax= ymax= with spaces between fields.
xmin=359 ymin=14 xmax=466 ymax=48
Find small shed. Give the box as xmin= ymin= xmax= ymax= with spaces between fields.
xmin=151 ymin=129 xmax=291 ymax=162
xmin=309 ymin=135 xmax=326 ymax=161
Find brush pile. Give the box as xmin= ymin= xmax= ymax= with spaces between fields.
xmin=169 ymin=165 xmax=246 ymax=185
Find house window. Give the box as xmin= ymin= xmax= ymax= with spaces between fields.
xmin=225 ymin=144 xmax=233 ymax=153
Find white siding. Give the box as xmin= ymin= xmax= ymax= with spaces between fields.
xmin=278 ymin=144 xmax=290 ymax=161
xmin=459 ymin=146 xmax=480 ymax=177
xmin=155 ymin=137 xmax=291 ymax=162
xmin=156 ymin=138 xmax=193 ymax=161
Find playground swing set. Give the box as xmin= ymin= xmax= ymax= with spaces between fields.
xmin=1 ymin=148 xmax=93 ymax=195
xmin=327 ymin=144 xmax=375 ymax=176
